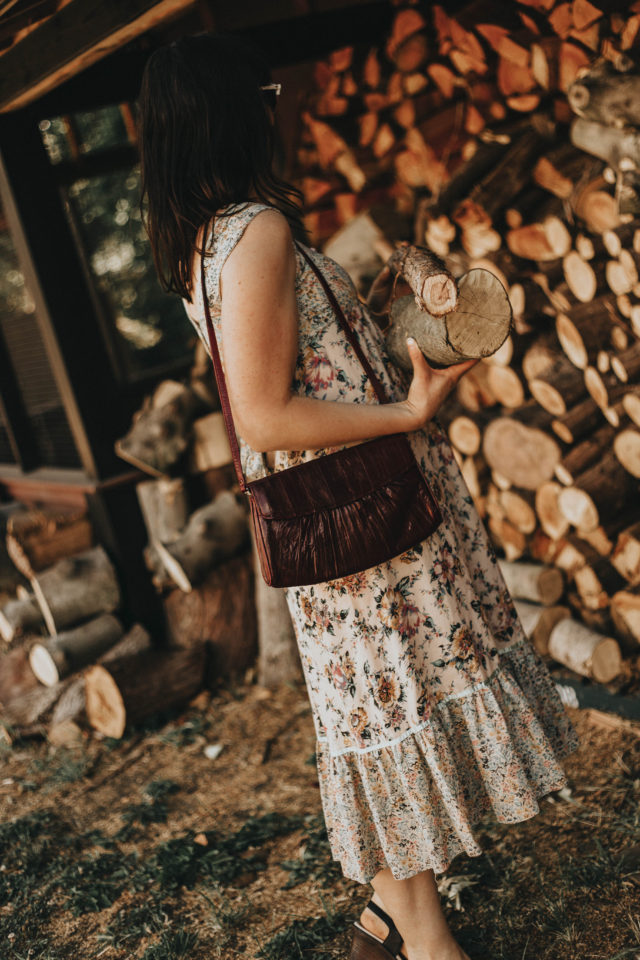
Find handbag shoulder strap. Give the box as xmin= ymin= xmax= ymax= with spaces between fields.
xmin=199 ymin=224 xmax=390 ymax=491
xmin=294 ymin=241 xmax=388 ymax=405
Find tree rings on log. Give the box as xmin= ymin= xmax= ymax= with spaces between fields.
xmin=483 ymin=416 xmax=560 ymax=490
xmin=386 ymin=268 xmax=512 ymax=369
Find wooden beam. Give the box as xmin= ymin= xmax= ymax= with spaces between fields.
xmin=0 ymin=0 xmax=197 ymax=113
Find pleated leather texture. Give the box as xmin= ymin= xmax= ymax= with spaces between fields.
xmin=248 ymin=434 xmax=442 ymax=588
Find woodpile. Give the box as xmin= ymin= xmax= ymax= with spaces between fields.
xmin=296 ymin=1 xmax=640 ymax=691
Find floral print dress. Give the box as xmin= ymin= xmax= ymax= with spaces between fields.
xmin=183 ymin=201 xmax=581 ymax=885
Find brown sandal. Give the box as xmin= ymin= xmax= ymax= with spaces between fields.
xmin=350 ymin=900 xmax=408 ymax=960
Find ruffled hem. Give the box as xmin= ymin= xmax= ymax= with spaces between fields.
xmin=315 ymin=638 xmax=581 ymax=884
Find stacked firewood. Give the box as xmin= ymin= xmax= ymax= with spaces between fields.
xmin=294 ymin=1 xmax=640 ymax=686
xmin=0 ymin=507 xmax=211 ymax=741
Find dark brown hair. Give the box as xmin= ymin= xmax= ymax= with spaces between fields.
xmin=137 ymin=32 xmax=306 ymax=301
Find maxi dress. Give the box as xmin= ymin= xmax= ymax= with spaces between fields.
xmin=183 ymin=200 xmax=581 ymax=885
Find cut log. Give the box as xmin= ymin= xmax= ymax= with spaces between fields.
xmin=554 ymin=424 xmax=616 ymax=485
xmin=5 ymin=509 xmax=93 ymax=573
xmin=115 ymin=381 xmax=208 ymax=477
xmin=0 ymin=594 xmax=43 ymax=644
xmin=499 ymin=489 xmax=537 ymax=535
xmin=84 ymin=643 xmax=207 ymax=739
xmin=611 ymin=342 xmax=640 ymax=383
xmin=488 ymin=516 xmax=527 ymax=561
xmin=558 ymin=453 xmax=638 ymax=532
xmin=498 ymin=559 xmax=564 ymax=605
xmin=162 ymin=552 xmax=257 ymax=677
xmin=528 ymin=353 xmax=587 ymax=416
xmin=611 ymin=521 xmax=640 ymax=583
xmin=483 ymin=408 xmax=560 ymax=490
xmin=574 ymin=548 xmax=627 ymax=611
xmin=387 ymin=244 xmax=458 ymax=317
xmin=548 ymin=617 xmax=623 ymax=683
xmin=613 ymin=428 xmax=640 ymax=477
xmin=514 ymin=600 xmax=571 ymax=655
xmin=507 ymin=216 xmax=571 ymax=261
xmin=485 ymin=364 xmax=525 ymax=408
xmin=584 ymin=366 xmax=627 ymax=412
xmin=535 ymin=481 xmax=570 ymax=540
xmin=187 ymin=413 xmax=233 ymax=473
xmin=28 ymin=546 xmax=121 ymax=637
xmin=611 ymin=584 xmax=640 ymax=647
xmin=155 ymin=490 xmax=249 ymax=592
xmin=555 ymin=298 xmax=618 ymax=370
xmin=49 ymin=624 xmax=152 ymax=728
xmin=28 ymin=613 xmax=124 ymax=687
xmin=386 ymin=268 xmax=512 ymax=369
xmin=136 ymin=476 xmax=189 ymax=545
xmin=448 ymin=415 xmax=482 ymax=456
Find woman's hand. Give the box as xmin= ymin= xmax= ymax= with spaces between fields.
xmin=403 ymin=337 xmax=479 ymax=429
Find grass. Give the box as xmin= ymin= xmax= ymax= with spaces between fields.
xmin=0 ymin=682 xmax=639 ymax=960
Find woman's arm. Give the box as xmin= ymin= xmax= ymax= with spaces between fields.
xmin=217 ymin=209 xmax=475 ymax=453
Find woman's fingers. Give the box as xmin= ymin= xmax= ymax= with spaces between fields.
xmin=406 ymin=337 xmax=433 ymax=376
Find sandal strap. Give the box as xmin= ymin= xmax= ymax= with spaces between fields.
xmin=365 ymin=900 xmax=404 ymax=956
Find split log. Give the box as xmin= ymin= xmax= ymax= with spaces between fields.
xmin=558 ymin=453 xmax=638 ymax=532
xmin=488 ymin=516 xmax=527 ymax=561
xmin=155 ymin=490 xmax=249 ymax=592
xmin=514 ymin=600 xmax=570 ymax=655
xmin=498 ymin=559 xmax=564 ymax=605
xmin=548 ymin=617 xmax=623 ymax=683
xmin=386 ymin=268 xmax=511 ymax=370
xmin=84 ymin=643 xmax=207 ymax=739
xmin=28 ymin=613 xmax=124 ymax=687
xmin=137 ymin=476 xmax=190 ymax=581
xmin=611 ymin=584 xmax=640 ymax=647
xmin=386 ymin=244 xmax=458 ymax=316
xmin=115 ymin=380 xmax=208 ymax=477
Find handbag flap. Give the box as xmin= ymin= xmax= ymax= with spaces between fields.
xmin=248 ymin=433 xmax=418 ymax=520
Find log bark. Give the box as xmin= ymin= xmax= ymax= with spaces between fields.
xmin=386 ymin=268 xmax=512 ymax=369
xmin=554 ymin=424 xmax=616 ymax=485
xmin=162 ymin=551 xmax=257 ymax=678
xmin=0 ymin=595 xmax=43 ymax=644
xmin=84 ymin=643 xmax=207 ymax=739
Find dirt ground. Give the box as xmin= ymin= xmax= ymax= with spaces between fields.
xmin=1 ymin=670 xmax=640 ymax=960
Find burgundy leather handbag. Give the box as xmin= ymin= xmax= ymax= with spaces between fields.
xmin=200 ymin=226 xmax=442 ymax=588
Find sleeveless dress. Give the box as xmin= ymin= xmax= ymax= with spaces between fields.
xmin=183 ymin=201 xmax=580 ymax=885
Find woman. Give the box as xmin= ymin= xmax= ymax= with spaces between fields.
xmin=137 ymin=32 xmax=580 ymax=960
